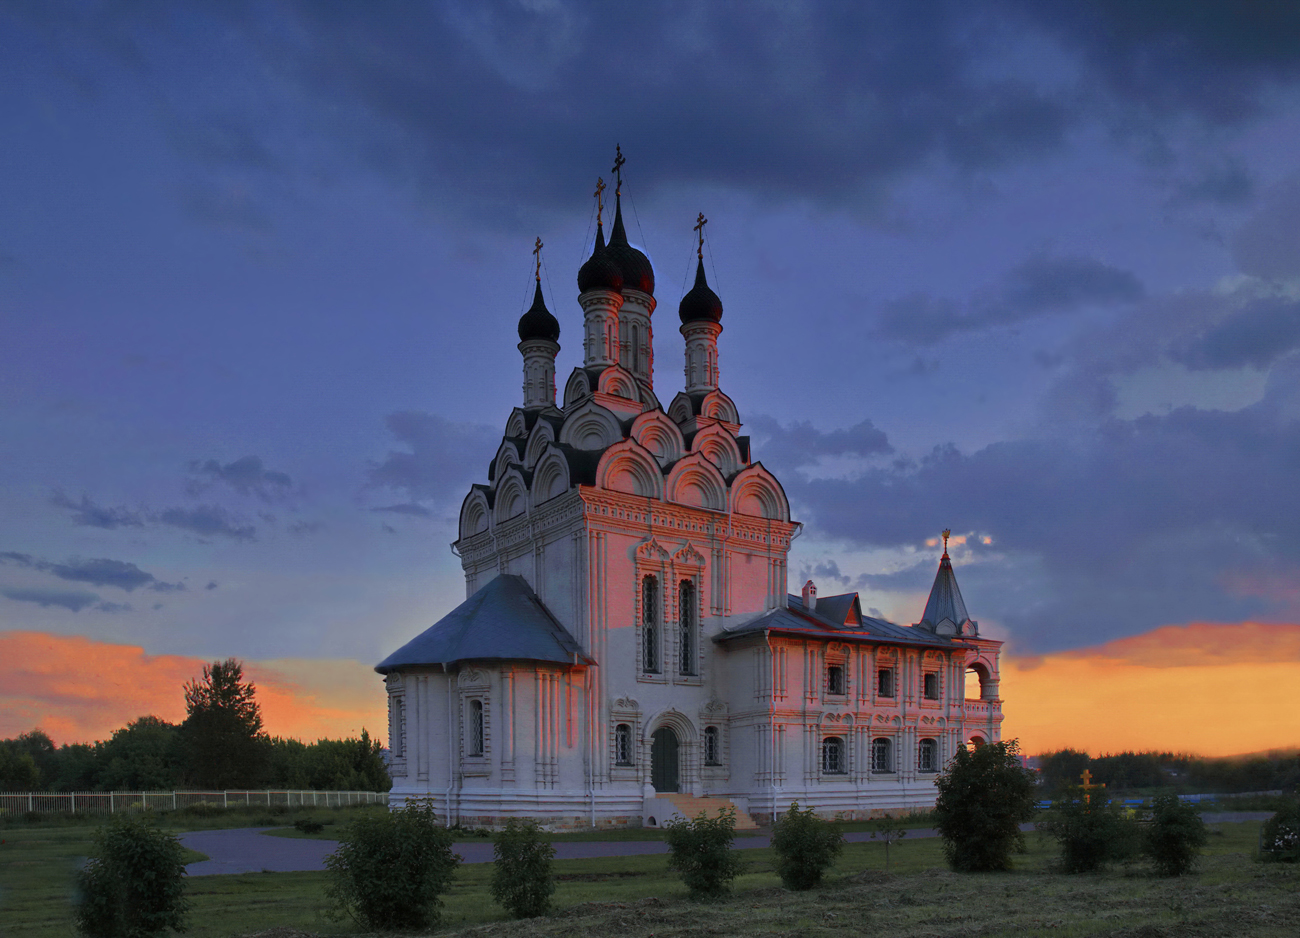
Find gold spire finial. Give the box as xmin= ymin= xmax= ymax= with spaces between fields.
xmin=693 ymin=212 xmax=708 ymax=260
xmin=611 ymin=144 xmax=625 ymax=196
xmin=942 ymin=529 xmax=951 ymax=552
xmin=593 ymin=177 xmax=606 ymax=226
xmin=533 ymin=236 xmax=543 ymax=282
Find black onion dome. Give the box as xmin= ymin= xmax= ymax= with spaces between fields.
xmin=577 ymin=222 xmax=624 ymax=294
xmin=518 ymin=280 xmax=560 ymax=342
xmin=678 ymin=257 xmax=723 ymax=324
xmin=605 ymin=194 xmax=655 ymax=295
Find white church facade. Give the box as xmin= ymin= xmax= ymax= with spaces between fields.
xmin=377 ymin=173 xmax=1003 ymax=829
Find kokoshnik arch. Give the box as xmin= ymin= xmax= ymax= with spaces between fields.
xmin=376 ymin=159 xmax=1004 ymax=828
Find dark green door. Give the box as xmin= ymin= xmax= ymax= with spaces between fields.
xmin=651 ymin=727 xmax=679 ymax=792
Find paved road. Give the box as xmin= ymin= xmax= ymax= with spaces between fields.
xmin=180 ymin=811 xmax=1275 ymax=877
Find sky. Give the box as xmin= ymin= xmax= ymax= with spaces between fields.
xmin=3 ymin=1 xmax=1299 ymax=757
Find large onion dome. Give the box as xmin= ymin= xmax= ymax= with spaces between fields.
xmin=605 ymin=194 xmax=655 ymax=295
xmin=577 ymin=221 xmax=624 ymax=293
xmin=518 ymin=280 xmax=560 ymax=342
xmin=678 ymin=257 xmax=723 ymax=324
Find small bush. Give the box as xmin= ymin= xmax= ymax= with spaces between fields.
xmin=490 ymin=818 xmax=556 ymax=918
xmin=664 ymin=808 xmax=742 ymax=898
xmin=293 ymin=817 xmax=324 ymax=834
xmin=180 ymin=802 xmax=222 ymax=819
xmin=1144 ymin=793 xmax=1207 ymax=876
xmin=1042 ymin=788 xmax=1140 ymax=873
xmin=1259 ymin=799 xmax=1300 ymax=862
xmin=325 ymin=799 xmax=459 ymax=930
xmin=75 ymin=814 xmax=189 ymax=938
xmin=770 ymin=802 xmax=844 ymax=890
xmin=933 ymin=739 xmax=1037 ymax=872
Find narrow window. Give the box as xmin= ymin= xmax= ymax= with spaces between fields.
xmin=823 ymin=736 xmax=845 ymax=774
xmin=826 ymin=664 xmax=845 ymax=695
xmin=392 ymin=696 xmax=406 ymax=758
xmin=679 ymin=580 xmax=696 ymax=675
xmin=877 ymin=668 xmax=894 ymax=698
xmin=704 ymin=726 xmax=720 ymax=765
xmin=923 ymin=672 xmax=939 ymax=700
xmin=872 ymin=737 xmax=892 ymax=773
xmin=642 ymin=576 xmax=660 ymax=673
xmin=918 ymin=737 xmax=937 ymax=773
xmin=615 ymin=723 xmax=633 ymax=765
xmin=468 ymin=699 xmax=484 ymax=756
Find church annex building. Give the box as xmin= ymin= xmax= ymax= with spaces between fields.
xmin=376 ymin=169 xmax=1004 ymax=829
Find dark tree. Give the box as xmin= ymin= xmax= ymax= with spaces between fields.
xmin=1037 ymin=748 xmax=1091 ymax=796
xmin=178 ymin=659 xmax=265 ymax=788
xmin=933 ymin=739 xmax=1037 ymax=872
xmin=0 ymin=740 xmax=41 ymax=791
xmin=97 ymin=717 xmax=181 ymax=792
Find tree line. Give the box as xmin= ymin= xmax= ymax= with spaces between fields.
xmin=1036 ymin=747 xmax=1300 ymax=796
xmin=0 ymin=658 xmax=390 ymax=793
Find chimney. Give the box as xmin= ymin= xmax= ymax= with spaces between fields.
xmin=802 ymin=579 xmax=817 ymax=612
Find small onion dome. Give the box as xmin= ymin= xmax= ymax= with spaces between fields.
xmin=518 ymin=280 xmax=560 ymax=342
xmin=678 ymin=257 xmax=723 ymax=324
xmin=606 ymin=194 xmax=655 ymax=294
xmin=577 ymin=222 xmax=624 ymax=294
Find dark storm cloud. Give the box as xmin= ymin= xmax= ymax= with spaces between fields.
xmin=49 ymin=491 xmax=145 ymax=529
xmin=157 ymin=505 xmax=257 ymax=541
xmin=0 ymin=552 xmax=35 ymax=566
xmin=46 ymin=558 xmax=155 ymax=592
xmin=1231 ymin=173 xmax=1300 ymax=280
xmin=1172 ymin=159 xmax=1255 ymax=206
xmin=370 ymin=503 xmax=435 ymax=518
xmin=95 ymin=601 xmax=133 ymax=614
xmin=369 ymin=412 xmax=498 ymax=503
xmin=1172 ymin=296 xmax=1300 ymax=371
xmin=876 ymin=255 xmax=1144 ymax=346
xmin=1 ymin=587 xmax=101 ymax=612
xmin=747 ymin=416 xmax=892 ymax=476
xmin=188 ymin=455 xmax=293 ymax=499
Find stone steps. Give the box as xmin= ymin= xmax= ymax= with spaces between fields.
xmin=658 ymin=793 xmax=760 ymax=830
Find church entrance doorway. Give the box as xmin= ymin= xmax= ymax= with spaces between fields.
xmin=650 ymin=727 xmax=679 ymax=792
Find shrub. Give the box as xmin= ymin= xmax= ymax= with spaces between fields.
xmin=490 ymin=818 xmax=556 ymax=918
xmin=1258 ymin=798 xmax=1300 ymax=862
xmin=770 ymin=802 xmax=843 ymax=890
xmin=293 ymin=817 xmax=324 ymax=834
xmin=1041 ymin=788 xmax=1140 ymax=872
xmin=325 ymin=799 xmax=459 ymax=930
xmin=663 ymin=807 xmax=743 ymax=898
xmin=932 ymin=739 xmax=1037 ymax=872
xmin=1143 ymin=793 xmax=1207 ymax=876
xmin=75 ymin=814 xmax=189 ymax=938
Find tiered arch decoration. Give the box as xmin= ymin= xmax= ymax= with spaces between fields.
xmin=458 ymin=487 xmax=492 ymax=539
xmin=562 ymin=368 xmax=592 ymax=408
xmin=494 ymin=467 xmax=529 ymax=523
xmin=595 ymin=439 xmax=664 ymax=499
xmin=699 ymin=390 xmax=739 ymax=425
xmin=690 ymin=424 xmax=743 ymax=477
xmin=558 ymin=400 xmax=623 ymax=451
xmin=597 ymin=364 xmax=641 ymax=401
xmin=667 ymin=392 xmax=694 ymax=425
xmin=664 ymin=453 xmax=727 ymax=511
xmin=530 ymin=446 xmax=572 ymax=507
xmin=505 ymin=408 xmax=529 ymax=438
xmin=492 ymin=439 xmax=523 ymax=482
xmin=523 ymin=418 xmax=557 ymax=469
xmin=728 ymin=463 xmax=790 ymax=521
xmin=630 ymin=410 xmax=685 ymax=466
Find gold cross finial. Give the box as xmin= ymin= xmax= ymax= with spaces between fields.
xmin=1079 ymin=769 xmax=1104 ymax=803
xmin=693 ymin=212 xmax=708 ymax=260
xmin=611 ymin=144 xmax=625 ymax=195
xmin=533 ymin=237 xmax=543 ymax=282
xmin=942 ymin=529 xmax=951 ymax=552
xmin=594 ymin=177 xmax=606 ymax=225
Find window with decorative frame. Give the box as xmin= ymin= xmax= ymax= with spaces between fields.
xmin=615 ymin=723 xmax=633 ymax=765
xmin=918 ymin=737 xmax=938 ymax=773
xmin=703 ymin=725 xmax=721 ymax=765
xmin=871 ymin=736 xmax=893 ymax=773
xmin=468 ymin=699 xmax=485 ymax=756
xmin=642 ymin=575 xmax=660 ymax=673
xmin=822 ymin=736 xmax=846 ymax=774
xmin=678 ymin=579 xmax=697 ymax=676
xmin=923 ymin=672 xmax=939 ymax=700
xmin=826 ymin=664 xmax=845 ymax=695
xmin=877 ymin=668 xmax=895 ymax=698
xmin=390 ymin=694 xmax=406 ymax=759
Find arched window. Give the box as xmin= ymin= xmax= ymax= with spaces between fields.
xmin=468 ymin=699 xmax=484 ymax=756
xmin=918 ymin=737 xmax=937 ymax=773
xmin=679 ymin=580 xmax=697 ymax=676
xmin=615 ymin=723 xmax=633 ymax=765
xmin=871 ymin=737 xmax=892 ymax=773
xmin=703 ymin=725 xmax=720 ymax=765
xmin=823 ymin=736 xmax=846 ymax=774
xmin=642 ymin=576 xmax=660 ymax=673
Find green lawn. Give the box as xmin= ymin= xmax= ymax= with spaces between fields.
xmin=3 ymin=820 xmax=1296 ymax=938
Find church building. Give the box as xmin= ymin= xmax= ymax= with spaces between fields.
xmin=377 ymin=165 xmax=1004 ymax=828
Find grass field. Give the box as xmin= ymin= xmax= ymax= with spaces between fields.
xmin=2 ymin=819 xmax=1296 ymax=937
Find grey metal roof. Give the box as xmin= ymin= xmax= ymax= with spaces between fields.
xmin=715 ymin=593 xmax=960 ymax=650
xmin=918 ymin=553 xmax=971 ymax=632
xmin=375 ymin=574 xmax=591 ymax=673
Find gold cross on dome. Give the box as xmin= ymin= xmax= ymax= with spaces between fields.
xmin=694 ymin=212 xmax=708 ymax=259
xmin=593 ymin=177 xmax=606 ymax=225
xmin=611 ymin=144 xmax=625 ymax=195
xmin=942 ymin=529 xmax=951 ymax=552
xmin=533 ymin=237 xmax=543 ymax=282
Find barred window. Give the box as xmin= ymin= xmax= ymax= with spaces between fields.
xmin=679 ymin=580 xmax=697 ymax=676
xmin=704 ymin=725 xmax=720 ymax=765
xmin=642 ymin=575 xmax=660 ymax=673
xmin=877 ymin=668 xmax=895 ymax=698
xmin=823 ymin=736 xmax=846 ymax=774
xmin=468 ymin=699 xmax=484 ymax=756
xmin=391 ymin=695 xmax=406 ymax=758
xmin=615 ymin=723 xmax=633 ymax=765
xmin=871 ymin=737 xmax=892 ymax=773
xmin=918 ymin=737 xmax=938 ymax=773
xmin=923 ymin=672 xmax=939 ymax=700
xmin=826 ymin=665 xmax=845 ymax=695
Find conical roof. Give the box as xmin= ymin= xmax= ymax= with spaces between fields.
xmin=918 ymin=550 xmax=971 ymax=633
xmin=577 ymin=221 xmax=624 ymax=293
xmin=679 ymin=257 xmax=723 ymax=324
xmin=605 ymin=193 xmax=654 ymax=294
xmin=518 ymin=280 xmax=560 ymax=342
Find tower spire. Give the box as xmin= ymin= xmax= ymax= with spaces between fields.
xmin=518 ymin=238 xmax=560 ymax=409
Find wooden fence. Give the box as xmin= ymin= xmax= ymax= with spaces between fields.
xmin=0 ymin=789 xmax=388 ymax=818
